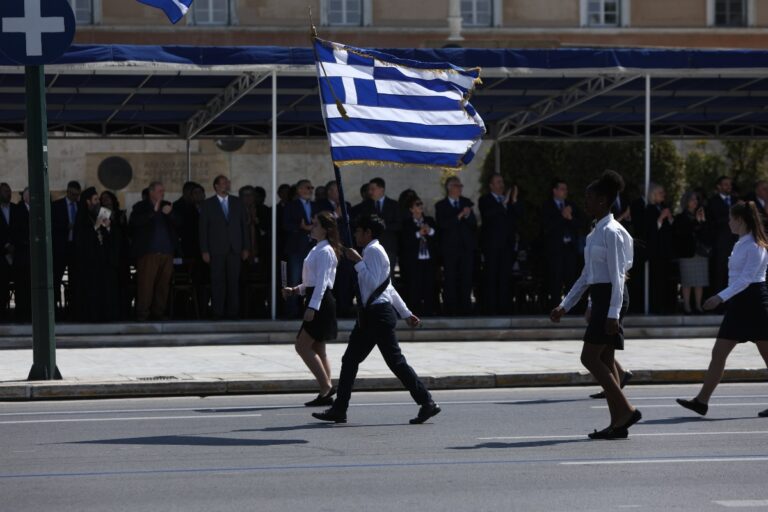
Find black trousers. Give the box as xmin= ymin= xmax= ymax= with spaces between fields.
xmin=546 ymin=242 xmax=579 ymax=309
xmin=482 ymin=246 xmax=511 ymax=315
xmin=442 ymin=248 xmax=473 ymax=315
xmin=404 ymin=259 xmax=436 ymax=316
xmin=333 ymin=303 xmax=432 ymax=413
xmin=210 ymin=252 xmax=241 ymax=318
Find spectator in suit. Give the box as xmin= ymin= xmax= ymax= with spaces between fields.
xmin=200 ymin=175 xmax=251 ymax=320
xmin=130 ymin=181 xmax=179 ymax=322
xmin=100 ymin=191 xmax=131 ymax=320
xmin=400 ymin=196 xmax=438 ymax=316
xmin=744 ymin=180 xmax=768 ymax=226
xmin=359 ymin=178 xmax=401 ymax=271
xmin=253 ymin=186 xmax=271 ymax=272
xmin=350 ymin=183 xmax=370 ymax=225
xmin=674 ymin=191 xmax=709 ymax=314
xmin=322 ymin=180 xmax=355 ymax=317
xmin=541 ymin=179 xmax=582 ymax=309
xmin=13 ymin=188 xmax=31 ymax=322
xmin=435 ymin=176 xmax=477 ymax=315
xmin=0 ymin=183 xmax=17 ymax=320
xmin=479 ymin=173 xmax=523 ymax=315
xmin=73 ymin=187 xmax=120 ymax=322
xmin=282 ymin=179 xmax=317 ymax=318
xmin=51 ymin=180 xmax=81 ymax=317
xmin=645 ymin=183 xmax=676 ymax=314
xmin=173 ymin=181 xmax=202 ymax=260
xmin=706 ymin=176 xmax=737 ymax=293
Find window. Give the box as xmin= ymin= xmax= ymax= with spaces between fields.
xmin=587 ymin=0 xmax=620 ymax=26
xmin=327 ymin=0 xmax=362 ymax=26
xmin=68 ymin=0 xmax=93 ymax=25
xmin=461 ymin=0 xmax=493 ymax=27
xmin=715 ymin=0 xmax=746 ymax=26
xmin=193 ymin=0 xmax=230 ymax=25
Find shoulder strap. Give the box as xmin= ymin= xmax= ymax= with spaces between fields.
xmin=365 ymin=275 xmax=391 ymax=309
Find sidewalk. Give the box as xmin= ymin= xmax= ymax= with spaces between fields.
xmin=2 ymin=339 xmax=767 ymax=400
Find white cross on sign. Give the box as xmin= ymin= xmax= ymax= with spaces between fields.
xmin=1 ymin=0 xmax=65 ymax=57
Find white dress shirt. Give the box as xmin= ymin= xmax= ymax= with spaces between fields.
xmin=560 ymin=213 xmax=634 ymax=319
xmin=355 ymin=239 xmax=412 ymax=318
xmin=717 ymin=233 xmax=768 ymax=302
xmin=297 ymin=240 xmax=338 ymax=311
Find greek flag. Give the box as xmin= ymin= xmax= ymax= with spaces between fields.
xmin=314 ymin=38 xmax=486 ymax=169
xmin=136 ymin=0 xmax=193 ymax=24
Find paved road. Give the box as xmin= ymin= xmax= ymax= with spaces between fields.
xmin=2 ymin=384 xmax=768 ymax=512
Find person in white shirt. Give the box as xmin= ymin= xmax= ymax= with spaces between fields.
xmin=678 ymin=201 xmax=768 ymax=418
xmin=312 ymin=214 xmax=441 ymax=425
xmin=282 ymin=211 xmax=341 ymax=407
xmin=550 ymin=171 xmax=641 ymax=440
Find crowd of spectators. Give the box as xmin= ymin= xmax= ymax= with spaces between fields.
xmin=0 ymin=172 xmax=764 ymax=323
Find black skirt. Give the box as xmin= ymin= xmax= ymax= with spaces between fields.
xmin=717 ymin=282 xmax=768 ymax=343
xmin=298 ymin=287 xmax=338 ymax=342
xmin=584 ymin=283 xmax=629 ymax=350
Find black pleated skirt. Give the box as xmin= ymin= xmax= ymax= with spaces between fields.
xmin=584 ymin=283 xmax=629 ymax=350
xmin=298 ymin=287 xmax=338 ymax=343
xmin=717 ymin=282 xmax=768 ymax=343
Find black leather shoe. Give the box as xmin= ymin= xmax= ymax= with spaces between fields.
xmin=589 ymin=371 xmax=634 ymax=399
xmin=618 ymin=409 xmax=642 ymax=429
xmin=312 ymin=408 xmax=346 ymax=423
xmin=676 ymin=398 xmax=708 ymax=416
xmin=759 ymin=409 xmax=768 ymax=418
xmin=304 ymin=387 xmax=336 ymax=407
xmin=409 ymin=402 xmax=441 ymax=424
xmin=588 ymin=426 xmax=629 ymax=440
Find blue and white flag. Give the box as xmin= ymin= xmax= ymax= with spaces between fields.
xmin=136 ymin=0 xmax=193 ymax=24
xmin=314 ymin=38 xmax=486 ymax=170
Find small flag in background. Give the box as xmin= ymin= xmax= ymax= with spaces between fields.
xmin=136 ymin=0 xmax=193 ymax=24
xmin=314 ymin=38 xmax=486 ymax=170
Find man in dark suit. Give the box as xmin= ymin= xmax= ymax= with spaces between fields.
xmin=400 ymin=195 xmax=438 ymax=316
xmin=200 ymin=175 xmax=251 ymax=319
xmin=173 ymin=181 xmax=202 ymax=261
xmin=744 ymin=180 xmax=768 ymax=227
xmin=706 ymin=176 xmax=737 ymax=293
xmin=130 ymin=181 xmax=179 ymax=321
xmin=541 ymin=179 xmax=583 ymax=309
xmin=13 ymin=188 xmax=31 ymax=322
xmin=479 ymin=173 xmax=523 ymax=315
xmin=435 ymin=176 xmax=477 ymax=315
xmin=51 ymin=180 xmax=81 ymax=317
xmin=349 ymin=183 xmax=370 ymax=226
xmin=282 ymin=179 xmax=317 ymax=318
xmin=357 ymin=178 xmax=401 ymax=272
xmin=0 ymin=183 xmax=17 ymax=321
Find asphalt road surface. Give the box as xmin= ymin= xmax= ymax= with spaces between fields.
xmin=2 ymin=384 xmax=768 ymax=512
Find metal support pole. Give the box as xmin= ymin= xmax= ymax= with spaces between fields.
xmin=186 ymin=138 xmax=192 ymax=182
xmin=494 ymin=139 xmax=501 ymax=175
xmin=26 ymin=65 xmax=61 ymax=381
xmin=270 ymin=70 xmax=278 ymax=320
xmin=644 ymin=74 xmax=651 ymax=316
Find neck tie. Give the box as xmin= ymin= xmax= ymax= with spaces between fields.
xmin=453 ymin=199 xmax=459 ymax=210
xmin=222 ymin=197 xmax=229 ymax=219
xmin=303 ymin=200 xmax=311 ymax=222
xmin=725 ymin=196 xmax=731 ymax=207
xmin=496 ymin=195 xmax=503 ymax=204
xmin=557 ymin=200 xmax=563 ymax=211
xmin=69 ymin=201 xmax=76 ymax=224
xmin=376 ymin=200 xmax=382 ymax=215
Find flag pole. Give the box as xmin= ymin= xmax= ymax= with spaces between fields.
xmin=333 ymin=165 xmax=354 ymax=247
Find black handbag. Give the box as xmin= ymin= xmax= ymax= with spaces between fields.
xmin=356 ymin=275 xmax=391 ymax=329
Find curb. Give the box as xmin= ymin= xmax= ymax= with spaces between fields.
xmin=1 ymin=368 xmax=766 ymax=401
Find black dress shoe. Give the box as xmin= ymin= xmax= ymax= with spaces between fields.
xmin=588 ymin=426 xmax=628 ymax=440
xmin=304 ymin=387 xmax=336 ymax=407
xmin=589 ymin=371 xmax=634 ymax=399
xmin=312 ymin=408 xmax=346 ymax=423
xmin=759 ymin=409 xmax=768 ymax=418
xmin=676 ymin=398 xmax=708 ymax=416
xmin=618 ymin=409 xmax=642 ymax=429
xmin=409 ymin=402 xmax=441 ymax=424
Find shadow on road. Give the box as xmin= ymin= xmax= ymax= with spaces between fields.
xmin=235 ymin=422 xmax=407 ymax=433
xmin=448 ymin=439 xmax=589 ymax=450
xmin=69 ymin=435 xmax=309 ymax=447
xmin=193 ymin=406 xmax=301 ymax=414
xmin=495 ymin=399 xmax=585 ymax=406
xmin=640 ymin=416 xmax=757 ymax=425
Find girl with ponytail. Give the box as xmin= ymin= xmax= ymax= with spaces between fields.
xmin=678 ymin=201 xmax=768 ymax=418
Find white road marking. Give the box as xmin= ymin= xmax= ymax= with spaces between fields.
xmin=714 ymin=500 xmax=768 ymax=508
xmin=592 ymin=403 xmax=768 ymax=409
xmin=479 ymin=431 xmax=768 ymax=440
xmin=0 ymin=413 xmax=262 ymax=425
xmin=562 ymin=456 xmax=768 ymax=466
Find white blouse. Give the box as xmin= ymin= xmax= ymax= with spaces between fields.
xmin=718 ymin=233 xmax=768 ymax=302
xmin=560 ymin=213 xmax=634 ymax=319
xmin=297 ymin=240 xmax=338 ymax=311
xmin=354 ymin=239 xmax=412 ymax=318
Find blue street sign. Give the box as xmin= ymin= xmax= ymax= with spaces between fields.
xmin=0 ymin=0 xmax=75 ymax=65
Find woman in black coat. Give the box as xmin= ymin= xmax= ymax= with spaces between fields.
xmin=674 ymin=191 xmax=710 ymax=314
xmin=399 ymin=196 xmax=438 ymax=316
xmin=645 ymin=183 xmax=676 ymax=314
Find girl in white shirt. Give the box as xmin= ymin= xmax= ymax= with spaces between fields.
xmin=550 ymin=170 xmax=641 ymax=440
xmin=678 ymin=201 xmax=768 ymax=417
xmin=282 ymin=211 xmax=341 ymax=407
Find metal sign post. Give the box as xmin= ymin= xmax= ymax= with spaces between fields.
xmin=0 ymin=0 xmax=76 ymax=380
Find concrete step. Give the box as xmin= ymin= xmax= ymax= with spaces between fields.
xmin=0 ymin=317 xmax=722 ymax=349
